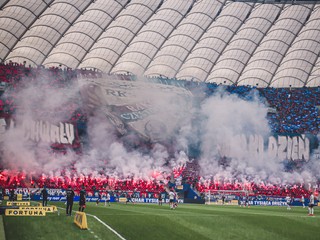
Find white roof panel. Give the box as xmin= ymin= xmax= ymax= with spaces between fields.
xmin=0 ymin=0 xmax=318 ymax=88
xmin=179 ymin=2 xmax=253 ymax=82
xmin=240 ymin=4 xmax=312 ymax=87
xmin=6 ymin=0 xmax=89 ymax=65
xmin=0 ymin=0 xmax=48 ymax=61
xmin=80 ymin=0 xmax=162 ymax=73
xmin=208 ymin=3 xmax=282 ymax=84
xmin=145 ymin=0 xmax=221 ymax=78
xmin=112 ymin=0 xmax=194 ymax=75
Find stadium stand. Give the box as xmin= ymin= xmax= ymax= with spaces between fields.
xmin=0 ymin=0 xmax=319 ymax=203
xmin=0 ymin=62 xmax=319 ymax=200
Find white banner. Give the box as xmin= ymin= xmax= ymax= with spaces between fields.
xmin=220 ymin=134 xmax=311 ymax=161
xmin=22 ymin=120 xmax=75 ymax=144
xmin=79 ymin=78 xmax=193 ymax=142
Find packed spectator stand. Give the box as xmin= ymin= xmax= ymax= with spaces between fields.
xmin=0 ymin=62 xmax=319 ymax=200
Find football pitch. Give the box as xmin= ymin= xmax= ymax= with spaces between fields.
xmin=2 ymin=202 xmax=320 ymax=240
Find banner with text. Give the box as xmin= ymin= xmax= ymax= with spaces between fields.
xmin=217 ymin=133 xmax=318 ymax=161
xmin=79 ymin=78 xmax=193 ymax=142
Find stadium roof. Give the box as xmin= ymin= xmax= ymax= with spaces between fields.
xmin=0 ymin=0 xmax=319 ymax=88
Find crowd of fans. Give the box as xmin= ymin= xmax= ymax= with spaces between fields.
xmin=1 ymin=62 xmax=319 ymax=136
xmin=0 ymin=171 xmax=167 ymax=198
xmin=196 ymin=180 xmax=312 ymax=198
xmin=183 ymin=80 xmax=320 ymax=135
xmin=0 ymin=62 xmax=319 ymax=199
xmin=0 ymin=169 xmax=317 ymax=199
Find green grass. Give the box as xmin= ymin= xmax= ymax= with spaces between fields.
xmin=0 ymin=215 xmax=6 ymax=240
xmin=2 ymin=201 xmax=320 ymax=240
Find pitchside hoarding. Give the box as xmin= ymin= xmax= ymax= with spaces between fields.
xmin=5 ymin=188 xmax=184 ymax=203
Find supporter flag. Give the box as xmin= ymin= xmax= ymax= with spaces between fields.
xmin=79 ymin=77 xmax=193 ymax=143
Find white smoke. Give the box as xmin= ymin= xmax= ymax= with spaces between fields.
xmin=0 ymin=69 xmax=79 ymax=177
xmin=195 ymin=88 xmax=319 ymax=186
xmin=0 ymin=73 xmax=192 ymax=183
xmin=0 ymin=72 xmax=319 ymax=188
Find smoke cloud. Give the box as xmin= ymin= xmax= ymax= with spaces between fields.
xmin=194 ymin=88 xmax=319 ymax=186
xmin=0 ymin=73 xmax=319 ymax=188
xmin=0 ymin=73 xmax=191 ymax=183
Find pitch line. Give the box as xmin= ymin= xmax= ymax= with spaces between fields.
xmin=86 ymin=213 xmax=127 ymax=240
xmin=54 ymin=205 xmax=127 ymax=240
xmin=31 ymin=202 xmax=126 ymax=240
